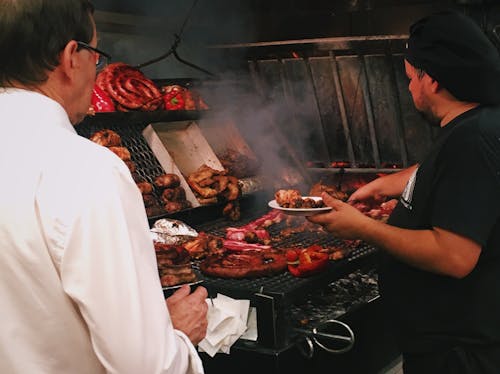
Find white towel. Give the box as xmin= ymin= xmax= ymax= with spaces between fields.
xmin=198 ymin=294 xmax=257 ymax=357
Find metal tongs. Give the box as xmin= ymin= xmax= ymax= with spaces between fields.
xmin=294 ymin=319 xmax=355 ymax=359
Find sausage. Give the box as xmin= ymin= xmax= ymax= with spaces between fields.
xmin=136 ymin=181 xmax=153 ymax=195
xmin=161 ymin=188 xmax=175 ymax=203
xmin=95 ymin=63 xmax=163 ymax=112
xmin=164 ymin=201 xmax=185 ymax=213
xmin=142 ymin=194 xmax=157 ymax=208
xmin=172 ymin=186 xmax=186 ymax=202
xmin=114 ymin=75 xmax=144 ymax=109
xmin=162 ymin=186 xmax=187 ymax=203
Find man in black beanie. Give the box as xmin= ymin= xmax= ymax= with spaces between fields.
xmin=309 ymin=10 xmax=500 ymax=374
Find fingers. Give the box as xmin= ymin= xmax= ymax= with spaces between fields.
xmin=188 ymin=288 xmax=209 ymax=345
xmin=347 ymin=189 xmax=363 ymax=202
xmin=167 ymin=284 xmax=190 ymax=302
xmin=347 ymin=195 xmax=358 ymax=203
xmin=321 ymin=192 xmax=344 ymax=208
xmin=166 ymin=285 xmax=209 ymax=344
xmin=307 ymin=193 xmax=348 ymax=224
xmin=190 ymin=285 xmax=208 ymax=301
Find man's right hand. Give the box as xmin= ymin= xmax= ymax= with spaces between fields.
xmin=166 ymin=285 xmax=208 ymax=345
xmin=348 ymin=181 xmax=382 ymax=202
xmin=348 ymin=164 xmax=418 ymax=202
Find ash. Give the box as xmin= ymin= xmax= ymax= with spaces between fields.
xmin=289 ymin=268 xmax=379 ymax=328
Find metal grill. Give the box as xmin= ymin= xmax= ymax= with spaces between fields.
xmin=76 ymin=118 xmax=170 ymax=219
xmin=192 ymin=213 xmax=377 ymax=303
xmin=76 ymin=118 xmax=166 ymax=183
xmin=288 ymin=268 xmax=379 ymax=328
xmin=190 ymin=211 xmax=379 ymax=349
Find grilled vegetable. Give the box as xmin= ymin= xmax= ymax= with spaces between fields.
xmin=91 ymin=84 xmax=115 ymax=112
xmin=286 ymin=245 xmax=329 ymax=277
xmin=162 ymin=85 xmax=185 ymax=110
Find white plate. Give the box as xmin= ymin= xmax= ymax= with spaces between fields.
xmin=268 ymin=197 xmax=332 ymax=216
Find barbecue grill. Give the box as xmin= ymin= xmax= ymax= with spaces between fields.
xmin=193 ymin=208 xmax=377 ymax=345
xmin=79 ymin=20 xmax=430 ymax=374
xmin=77 ymin=107 xmax=399 ymax=372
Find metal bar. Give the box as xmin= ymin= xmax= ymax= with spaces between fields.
xmin=308 ymin=167 xmax=402 ymax=174
xmin=304 ymin=57 xmax=333 ymax=162
xmin=247 ymin=59 xmax=267 ymax=98
xmin=254 ymin=292 xmax=278 ymax=348
xmin=208 ymin=34 xmax=409 ymax=49
xmin=359 ymin=54 xmax=381 ymax=168
xmin=329 ymin=51 xmax=356 ymax=166
xmin=386 ymin=49 xmax=409 ymax=167
xmin=278 ymin=59 xmax=313 ymax=186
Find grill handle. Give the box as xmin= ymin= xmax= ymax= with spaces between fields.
xmin=296 ymin=336 xmax=315 ymax=359
xmin=294 ymin=319 xmax=355 ymax=355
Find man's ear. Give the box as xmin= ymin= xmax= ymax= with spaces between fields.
xmin=58 ymin=40 xmax=80 ymax=81
xmin=427 ymin=75 xmax=441 ymax=94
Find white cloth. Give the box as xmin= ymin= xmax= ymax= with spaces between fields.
xmin=198 ymin=294 xmax=255 ymax=357
xmin=0 ymin=88 xmax=203 ymax=374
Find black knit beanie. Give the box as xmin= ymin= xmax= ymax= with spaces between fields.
xmin=406 ymin=10 xmax=500 ymax=105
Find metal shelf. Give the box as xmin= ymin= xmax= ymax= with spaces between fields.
xmin=308 ymin=167 xmax=402 ymax=174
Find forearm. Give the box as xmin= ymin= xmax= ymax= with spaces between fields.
xmin=358 ymin=218 xmax=479 ymax=278
xmin=349 ymin=164 xmax=418 ymax=201
xmin=376 ymin=164 xmax=418 ymax=198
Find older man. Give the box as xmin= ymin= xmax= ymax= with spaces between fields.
xmin=0 ymin=1 xmax=207 ymax=373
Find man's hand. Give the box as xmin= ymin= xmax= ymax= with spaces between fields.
xmin=307 ymin=192 xmax=371 ymax=239
xmin=348 ymin=164 xmax=419 ymax=202
xmin=348 ymin=182 xmax=382 ymax=203
xmin=310 ymin=195 xmax=481 ymax=278
xmin=166 ymin=285 xmax=208 ymax=345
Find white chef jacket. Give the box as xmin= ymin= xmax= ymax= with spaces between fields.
xmin=0 ymin=88 xmax=204 ymax=374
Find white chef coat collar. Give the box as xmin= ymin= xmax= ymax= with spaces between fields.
xmin=0 ymin=87 xmax=77 ymax=134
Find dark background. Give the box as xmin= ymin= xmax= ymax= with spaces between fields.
xmin=89 ymin=0 xmax=500 ymax=177
xmin=93 ymin=0 xmax=500 ymax=45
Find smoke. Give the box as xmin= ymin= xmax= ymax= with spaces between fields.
xmin=94 ymin=0 xmax=257 ymax=78
xmin=93 ymin=0 xmax=326 ymax=195
xmin=195 ymin=67 xmax=323 ymax=195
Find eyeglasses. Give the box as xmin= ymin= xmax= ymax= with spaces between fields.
xmin=76 ymin=41 xmax=111 ymax=71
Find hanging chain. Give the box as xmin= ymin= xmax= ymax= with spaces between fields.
xmin=134 ymin=0 xmax=213 ymax=75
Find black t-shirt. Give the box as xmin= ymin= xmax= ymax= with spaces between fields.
xmin=380 ymin=105 xmax=500 ymax=353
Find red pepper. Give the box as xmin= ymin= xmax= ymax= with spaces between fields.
xmin=91 ymin=85 xmax=115 ymax=112
xmin=162 ymin=85 xmax=185 ymax=110
xmin=286 ymin=246 xmax=329 ymax=277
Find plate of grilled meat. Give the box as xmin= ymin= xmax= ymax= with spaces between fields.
xmin=269 ymin=189 xmax=332 ymax=216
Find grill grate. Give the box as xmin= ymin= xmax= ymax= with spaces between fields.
xmin=192 ymin=214 xmax=377 ymax=302
xmin=76 ymin=118 xmax=171 ymax=219
xmin=289 ymin=268 xmax=379 ymax=328
xmin=76 ymin=119 xmax=166 ymax=184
